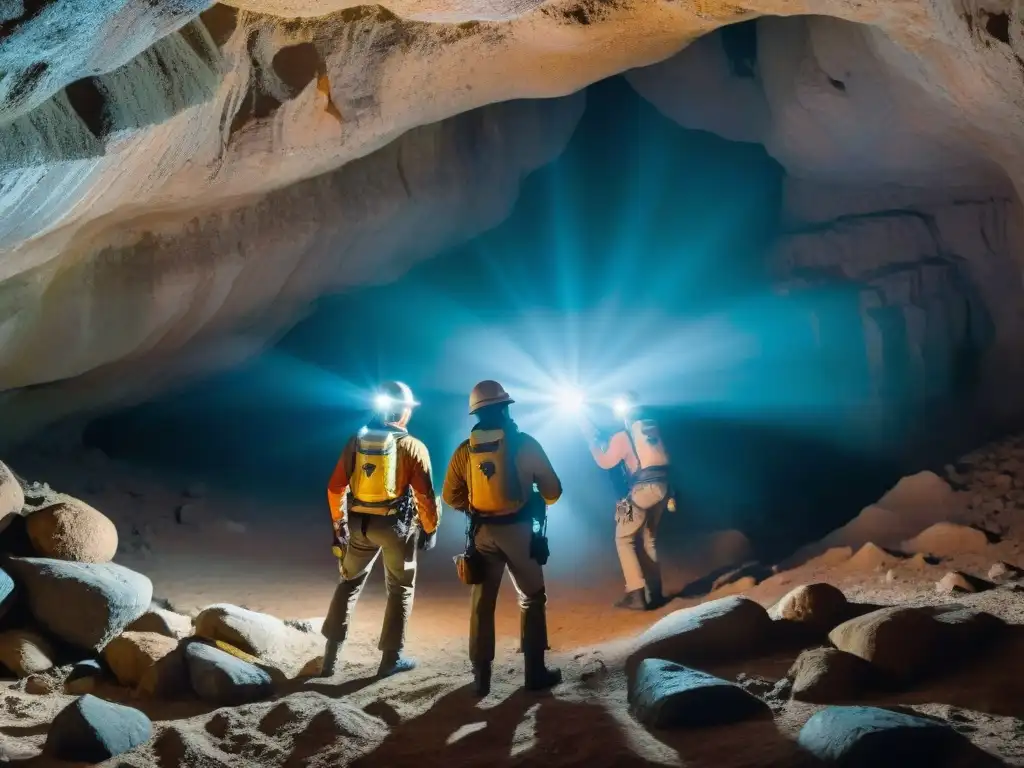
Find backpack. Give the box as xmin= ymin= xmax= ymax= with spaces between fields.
xmin=349 ymin=428 xmax=400 ymax=510
xmin=467 ymin=428 xmax=523 ymax=515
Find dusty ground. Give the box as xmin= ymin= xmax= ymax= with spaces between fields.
xmin=4 ymin=447 xmax=1024 ymax=766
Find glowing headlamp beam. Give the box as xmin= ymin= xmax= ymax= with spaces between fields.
xmin=612 ymin=396 xmax=633 ymax=418
xmin=555 ymin=385 xmax=587 ymax=414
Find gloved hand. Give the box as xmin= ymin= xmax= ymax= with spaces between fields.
xmin=418 ymin=528 xmax=437 ymax=552
xmin=332 ymin=522 xmax=349 ymax=559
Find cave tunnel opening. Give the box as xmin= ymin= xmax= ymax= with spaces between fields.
xmin=73 ymin=64 xmax=976 ymax=566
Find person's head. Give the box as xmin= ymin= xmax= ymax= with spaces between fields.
xmin=469 ymin=380 xmax=514 ymax=428
xmin=375 ymin=380 xmax=418 ymax=429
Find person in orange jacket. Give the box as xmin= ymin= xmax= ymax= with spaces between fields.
xmin=582 ymin=391 xmax=672 ymax=611
xmin=442 ymin=380 xmax=563 ymax=697
xmin=320 ymin=381 xmax=440 ymax=678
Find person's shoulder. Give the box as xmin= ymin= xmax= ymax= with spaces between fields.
xmin=516 ymin=432 xmax=545 ymax=451
xmin=398 ymin=432 xmax=430 ymax=454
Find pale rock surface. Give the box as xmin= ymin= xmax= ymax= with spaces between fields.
xmin=103 ymin=631 xmax=179 ymax=687
xmin=0 ymin=629 xmax=55 ymax=678
xmin=769 ymin=583 xmax=848 ymax=633
xmin=126 ymin=607 xmax=193 ymax=640
xmin=25 ymin=496 xmax=119 ymax=563
xmin=4 ymin=1 xmax=1024 ymax=447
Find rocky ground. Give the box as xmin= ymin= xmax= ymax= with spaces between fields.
xmin=2 ymin=435 xmax=1024 ymax=766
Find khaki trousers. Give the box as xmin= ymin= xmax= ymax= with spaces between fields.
xmin=321 ymin=514 xmax=418 ymax=652
xmin=616 ymin=481 xmax=667 ymax=593
xmin=469 ymin=520 xmax=546 ymax=665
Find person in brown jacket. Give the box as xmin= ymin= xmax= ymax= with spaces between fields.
xmin=442 ymin=380 xmax=563 ymax=697
xmin=320 ymin=381 xmax=440 ymax=678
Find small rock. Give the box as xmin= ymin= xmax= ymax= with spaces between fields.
xmin=988 ymin=561 xmax=1023 ymax=581
xmin=185 ymin=641 xmax=273 ymax=706
xmin=174 ymin=503 xmax=199 ymax=525
xmin=103 ymin=631 xmax=178 ymax=687
xmin=184 ymin=482 xmax=208 ymax=498
xmin=829 ymin=606 xmax=940 ymax=680
xmin=66 ymin=659 xmax=105 ymax=695
xmin=798 ymin=705 xmax=972 ymax=765
xmin=126 ymin=607 xmax=193 ymax=640
xmin=25 ymin=674 xmax=55 ymax=694
xmin=902 ymin=523 xmax=990 ymax=557
xmin=45 ymin=694 xmax=152 ymax=762
xmin=580 ymin=657 xmax=607 ymax=682
xmin=770 ymin=583 xmax=848 ymax=633
xmin=626 ymin=596 xmax=774 ymax=679
xmin=788 ymin=648 xmax=870 ymax=703
xmin=628 ymin=659 xmax=768 ymax=728
xmin=298 ymin=655 xmax=324 ymax=677
xmin=0 ymin=629 xmax=55 ymax=677
xmin=885 ymin=569 xmax=896 ymax=583
xmin=25 ymin=496 xmax=118 ymax=563
xmin=935 ymin=571 xmax=991 ymax=594
xmin=5 ymin=557 xmax=152 ymax=651
xmin=0 ymin=461 xmax=25 ymax=534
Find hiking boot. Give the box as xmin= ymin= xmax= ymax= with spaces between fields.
xmin=614 ymin=589 xmax=648 ymax=611
xmin=525 ymin=660 xmax=562 ymax=691
xmin=318 ymin=640 xmax=342 ymax=678
xmin=645 ymin=577 xmax=665 ymax=610
xmin=378 ymin=651 xmax=417 ymax=678
xmin=473 ymin=664 xmax=492 ymax=697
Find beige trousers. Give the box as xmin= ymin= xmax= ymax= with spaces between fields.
xmin=616 ymin=481 xmax=667 ymax=593
xmin=321 ymin=514 xmax=418 ymax=652
xmin=469 ymin=520 xmax=546 ymax=665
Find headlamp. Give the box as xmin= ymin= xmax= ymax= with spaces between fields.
xmin=373 ymin=393 xmax=394 ymax=411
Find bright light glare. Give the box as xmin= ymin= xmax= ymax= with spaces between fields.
xmin=612 ymin=396 xmax=632 ymax=418
xmin=373 ymin=393 xmax=393 ymax=411
xmin=556 ymin=385 xmax=586 ymax=413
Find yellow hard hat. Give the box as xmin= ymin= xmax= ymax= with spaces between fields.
xmin=469 ymin=380 xmax=514 ymax=415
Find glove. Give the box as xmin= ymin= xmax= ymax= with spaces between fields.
xmin=332 ymin=522 xmax=349 ymax=559
xmin=418 ymin=528 xmax=437 ymax=552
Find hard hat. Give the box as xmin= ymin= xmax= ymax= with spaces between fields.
xmin=374 ymin=380 xmax=419 ymax=412
xmin=469 ymin=380 xmax=514 ymax=415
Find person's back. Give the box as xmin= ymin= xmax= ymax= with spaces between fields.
xmin=320 ymin=381 xmax=440 ymax=678
xmin=442 ymin=379 xmax=562 ymax=697
xmin=581 ymin=394 xmax=672 ymax=611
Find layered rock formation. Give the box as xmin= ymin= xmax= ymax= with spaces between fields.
xmin=3 ymin=2 xmax=1024 ymax=448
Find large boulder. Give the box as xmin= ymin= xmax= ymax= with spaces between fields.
xmin=0 ymin=462 xmax=24 ymax=534
xmin=901 ymin=523 xmax=990 ymax=557
xmin=828 ymin=607 xmax=940 ymax=681
xmin=126 ymin=607 xmax=193 ymax=640
xmin=25 ymin=497 xmax=118 ymax=563
xmin=788 ymin=647 xmax=870 ymax=703
xmin=185 ymin=641 xmax=274 ymax=706
xmin=103 ymin=631 xmax=178 ymax=687
xmin=45 ymin=694 xmax=152 ymax=762
xmin=0 ymin=629 xmax=55 ymax=677
xmin=629 ymin=659 xmax=768 ymax=728
xmin=4 ymin=557 xmax=152 ymax=651
xmin=626 ymin=596 xmax=774 ymax=678
xmin=797 ymin=706 xmax=974 ymax=766
xmin=770 ymin=583 xmax=849 ymax=633
xmin=194 ymin=603 xmax=321 ymax=678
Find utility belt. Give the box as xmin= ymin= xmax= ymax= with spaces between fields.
xmin=455 ymin=494 xmax=549 ymax=585
xmin=629 ymin=465 xmax=670 ymax=488
xmin=348 ymin=491 xmax=416 ymax=537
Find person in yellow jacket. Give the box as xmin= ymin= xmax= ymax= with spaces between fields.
xmin=582 ymin=391 xmax=671 ymax=611
xmin=442 ymin=380 xmax=563 ymax=697
xmin=320 ymin=381 xmax=440 ymax=678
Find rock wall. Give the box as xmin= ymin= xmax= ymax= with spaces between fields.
xmin=7 ymin=2 xmax=1024 ymax=448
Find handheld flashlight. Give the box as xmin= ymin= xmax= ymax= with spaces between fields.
xmin=612 ymin=396 xmax=633 ymax=419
